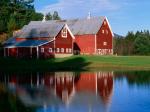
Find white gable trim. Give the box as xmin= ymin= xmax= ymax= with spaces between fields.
xmin=65 ymin=24 xmax=75 ymax=39
xmin=105 ymin=17 xmax=114 ymax=37
xmin=38 ymin=40 xmax=54 ymax=47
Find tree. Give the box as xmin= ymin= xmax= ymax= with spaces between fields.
xmin=46 ymin=12 xmax=52 ymax=20
xmin=52 ymin=11 xmax=61 ymax=20
xmin=7 ymin=15 xmax=17 ymax=35
xmin=134 ymin=34 xmax=150 ymax=55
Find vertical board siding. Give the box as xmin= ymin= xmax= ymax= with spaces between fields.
xmin=75 ymin=34 xmax=95 ymax=55
xmin=96 ymin=19 xmax=113 ymax=55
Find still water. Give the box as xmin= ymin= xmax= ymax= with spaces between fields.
xmin=0 ymin=71 xmax=150 ymax=112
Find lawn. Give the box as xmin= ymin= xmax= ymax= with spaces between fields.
xmin=0 ymin=56 xmax=150 ymax=71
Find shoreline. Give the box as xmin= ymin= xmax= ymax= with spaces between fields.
xmin=0 ymin=56 xmax=150 ymax=72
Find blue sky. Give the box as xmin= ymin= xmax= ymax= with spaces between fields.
xmin=34 ymin=0 xmax=150 ymax=36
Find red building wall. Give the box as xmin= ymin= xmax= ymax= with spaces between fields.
xmin=75 ymin=34 xmax=95 ymax=54
xmin=8 ymin=48 xmax=17 ymax=57
xmin=75 ymin=72 xmax=96 ymax=92
xmin=55 ymin=27 xmax=74 ymax=54
xmin=96 ymin=19 xmax=113 ymax=55
xmin=39 ymin=41 xmax=55 ymax=58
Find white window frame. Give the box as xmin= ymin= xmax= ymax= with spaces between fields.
xmin=66 ymin=48 xmax=69 ymax=53
xmin=49 ymin=48 xmax=52 ymax=53
xmin=57 ymin=48 xmax=60 ymax=53
xmin=103 ymin=42 xmax=107 ymax=46
xmin=61 ymin=48 xmax=64 ymax=53
xmin=102 ymin=30 xmax=104 ymax=34
xmin=69 ymin=48 xmax=72 ymax=53
xmin=61 ymin=27 xmax=67 ymax=38
xmin=41 ymin=48 xmax=44 ymax=53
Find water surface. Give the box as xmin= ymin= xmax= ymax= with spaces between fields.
xmin=0 ymin=71 xmax=150 ymax=112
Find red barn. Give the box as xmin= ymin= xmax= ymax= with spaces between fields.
xmin=4 ymin=23 xmax=75 ymax=58
xmin=3 ymin=16 xmax=113 ymax=58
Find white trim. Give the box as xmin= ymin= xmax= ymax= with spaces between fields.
xmin=61 ymin=48 xmax=64 ymax=53
xmin=103 ymin=42 xmax=107 ymax=46
xmin=65 ymin=24 xmax=75 ymax=39
xmin=95 ymin=72 xmax=97 ymax=95
xmin=61 ymin=27 xmax=67 ymax=38
xmin=30 ymin=47 xmax=32 ymax=58
xmin=49 ymin=48 xmax=52 ymax=53
xmin=37 ymin=47 xmax=39 ymax=59
xmin=102 ymin=30 xmax=105 ymax=34
xmin=56 ymin=48 xmax=60 ymax=53
xmin=105 ymin=17 xmax=114 ymax=37
xmin=95 ymin=35 xmax=97 ymax=54
xmin=54 ymin=36 xmax=56 ymax=54
xmin=41 ymin=48 xmax=44 ymax=53
xmin=8 ymin=48 xmax=9 ymax=56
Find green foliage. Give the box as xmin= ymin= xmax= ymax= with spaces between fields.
xmin=0 ymin=0 xmax=61 ymax=44
xmin=53 ymin=11 xmax=61 ymax=20
xmin=114 ymin=30 xmax=150 ymax=55
xmin=7 ymin=15 xmax=17 ymax=35
xmin=46 ymin=12 xmax=52 ymax=20
xmin=134 ymin=33 xmax=150 ymax=55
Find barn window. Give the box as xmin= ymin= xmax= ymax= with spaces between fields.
xmin=41 ymin=48 xmax=44 ymax=53
xmin=66 ymin=48 xmax=69 ymax=53
xmin=102 ymin=30 xmax=104 ymax=34
xmin=57 ymin=48 xmax=60 ymax=53
xmin=69 ymin=48 xmax=72 ymax=53
xmin=103 ymin=42 xmax=107 ymax=46
xmin=61 ymin=48 xmax=64 ymax=53
xmin=104 ymin=21 xmax=106 ymax=25
xmin=106 ymin=30 xmax=108 ymax=34
xmin=62 ymin=27 xmax=67 ymax=38
xmin=49 ymin=48 xmax=52 ymax=53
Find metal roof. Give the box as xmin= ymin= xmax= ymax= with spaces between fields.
xmin=66 ymin=17 xmax=105 ymax=35
xmin=5 ymin=40 xmax=49 ymax=48
xmin=3 ymin=37 xmax=16 ymax=45
xmin=16 ymin=22 xmax=65 ymax=38
xmin=15 ymin=16 xmax=105 ymax=38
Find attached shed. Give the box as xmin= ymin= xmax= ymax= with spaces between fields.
xmin=4 ymin=23 xmax=75 ymax=58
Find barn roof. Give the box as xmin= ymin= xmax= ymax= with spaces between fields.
xmin=5 ymin=40 xmax=49 ymax=48
xmin=15 ymin=22 xmax=65 ymax=38
xmin=65 ymin=16 xmax=105 ymax=35
xmin=14 ymin=16 xmax=105 ymax=39
xmin=3 ymin=37 xmax=16 ymax=45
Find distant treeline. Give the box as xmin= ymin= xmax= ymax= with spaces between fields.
xmin=114 ymin=30 xmax=150 ymax=55
xmin=0 ymin=0 xmax=61 ymax=43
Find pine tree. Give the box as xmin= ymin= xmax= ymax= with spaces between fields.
xmin=52 ymin=11 xmax=61 ymax=20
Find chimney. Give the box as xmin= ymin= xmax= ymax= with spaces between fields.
xmin=87 ymin=12 xmax=91 ymax=19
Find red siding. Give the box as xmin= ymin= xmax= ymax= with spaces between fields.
xmin=8 ymin=48 xmax=17 ymax=57
xmin=39 ymin=41 xmax=55 ymax=58
xmin=55 ymin=28 xmax=74 ymax=54
xmin=75 ymin=34 xmax=95 ymax=54
xmin=75 ymin=72 xmax=96 ymax=92
xmin=96 ymin=19 xmax=113 ymax=55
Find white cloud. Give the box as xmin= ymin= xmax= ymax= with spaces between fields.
xmin=39 ymin=0 xmax=120 ymax=19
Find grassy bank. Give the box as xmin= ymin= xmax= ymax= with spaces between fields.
xmin=0 ymin=56 xmax=150 ymax=72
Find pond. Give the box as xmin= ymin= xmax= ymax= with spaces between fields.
xmin=0 ymin=71 xmax=150 ymax=112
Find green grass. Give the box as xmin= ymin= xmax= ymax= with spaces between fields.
xmin=0 ymin=56 xmax=150 ymax=72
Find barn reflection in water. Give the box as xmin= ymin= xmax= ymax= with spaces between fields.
xmin=0 ymin=71 xmax=113 ymax=112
